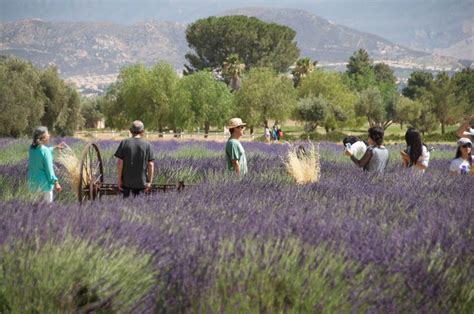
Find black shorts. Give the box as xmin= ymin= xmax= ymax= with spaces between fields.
xmin=122 ymin=187 xmax=145 ymax=198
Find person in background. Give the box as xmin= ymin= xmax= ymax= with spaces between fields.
xmin=400 ymin=128 xmax=430 ymax=174
xmin=225 ymin=118 xmax=248 ymax=176
xmin=264 ymin=125 xmax=271 ymax=143
xmin=342 ymin=135 xmax=367 ymax=159
xmin=273 ymin=125 xmax=279 ymax=141
xmin=277 ymin=127 xmax=283 ymax=140
xmin=115 ymin=120 xmax=155 ymax=198
xmin=344 ymin=126 xmax=389 ymax=175
xmin=456 ymin=115 xmax=474 ymax=142
xmin=28 ymin=126 xmax=63 ymax=203
xmin=449 ymin=137 xmax=472 ymax=175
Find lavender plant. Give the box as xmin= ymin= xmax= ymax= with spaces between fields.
xmin=1 ymin=236 xmax=156 ymax=313
xmin=0 ymin=138 xmax=472 ymax=312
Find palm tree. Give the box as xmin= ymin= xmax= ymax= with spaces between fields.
xmin=223 ymin=54 xmax=245 ymax=91
xmin=291 ymin=57 xmax=317 ymax=87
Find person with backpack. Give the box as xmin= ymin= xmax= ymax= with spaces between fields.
xmin=277 ymin=128 xmax=283 ymax=140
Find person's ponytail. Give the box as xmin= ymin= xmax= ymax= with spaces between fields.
xmin=31 ymin=126 xmax=48 ymax=149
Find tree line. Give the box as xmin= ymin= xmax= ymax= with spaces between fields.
xmin=0 ymin=55 xmax=81 ymax=137
xmin=0 ymin=15 xmax=472 ymax=137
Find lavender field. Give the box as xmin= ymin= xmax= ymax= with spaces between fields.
xmin=0 ymin=138 xmax=472 ymax=313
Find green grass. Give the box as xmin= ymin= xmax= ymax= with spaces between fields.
xmin=0 ymin=139 xmax=29 ymax=165
xmin=0 ymin=176 xmax=39 ymax=202
xmin=166 ymin=145 xmax=222 ymax=159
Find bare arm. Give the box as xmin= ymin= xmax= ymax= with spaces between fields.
xmin=350 ymin=148 xmax=373 ymax=168
xmin=146 ymin=161 xmax=154 ymax=185
xmin=117 ymin=158 xmax=123 ymax=190
xmin=231 ymin=159 xmax=240 ymax=175
xmin=400 ymin=150 xmax=409 ymax=168
xmin=456 ymin=115 xmax=474 ymax=138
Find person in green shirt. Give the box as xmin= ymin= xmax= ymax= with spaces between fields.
xmin=28 ymin=126 xmax=63 ymax=202
xmin=225 ymin=118 xmax=248 ymax=176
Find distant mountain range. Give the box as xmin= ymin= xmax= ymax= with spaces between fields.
xmin=0 ymin=19 xmax=188 ymax=76
xmin=2 ymin=0 xmax=472 ymax=56
xmin=308 ymin=0 xmax=473 ymax=56
xmin=0 ymin=8 xmax=469 ymax=77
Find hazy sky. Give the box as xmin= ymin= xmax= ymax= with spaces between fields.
xmin=2 ymin=0 xmax=470 ymax=24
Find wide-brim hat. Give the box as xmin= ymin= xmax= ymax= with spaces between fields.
xmin=227 ymin=118 xmax=246 ymax=129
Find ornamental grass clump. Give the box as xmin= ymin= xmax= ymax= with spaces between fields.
xmin=285 ymin=143 xmax=320 ymax=184
xmin=56 ymin=145 xmax=81 ymax=195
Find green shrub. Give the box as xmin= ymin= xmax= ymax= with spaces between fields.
xmin=197 ymin=237 xmax=367 ymax=313
xmin=424 ymin=131 xmax=458 ymax=142
xmin=384 ymin=134 xmax=405 ymax=142
xmin=300 ymin=131 xmax=348 ymax=142
xmin=0 ymin=237 xmax=156 ymax=313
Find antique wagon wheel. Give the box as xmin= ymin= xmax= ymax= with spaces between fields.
xmin=78 ymin=143 xmax=104 ymax=204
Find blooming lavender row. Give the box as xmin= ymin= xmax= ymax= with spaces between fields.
xmin=0 ymin=138 xmax=15 ymax=149
xmin=0 ymin=138 xmax=472 ymax=312
xmin=1 ymin=150 xmax=473 ymax=311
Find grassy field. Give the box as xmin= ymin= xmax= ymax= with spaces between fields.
xmin=75 ymin=122 xmax=461 ymax=145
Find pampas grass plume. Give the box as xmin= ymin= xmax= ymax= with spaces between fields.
xmin=56 ymin=145 xmax=81 ymax=196
xmin=285 ymin=143 xmax=320 ymax=184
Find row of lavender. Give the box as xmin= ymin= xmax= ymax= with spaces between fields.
xmin=0 ymin=139 xmax=472 ymax=312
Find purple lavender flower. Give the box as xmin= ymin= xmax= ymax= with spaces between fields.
xmin=0 ymin=138 xmax=472 ymax=312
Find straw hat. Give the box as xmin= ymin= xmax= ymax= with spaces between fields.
xmin=227 ymin=118 xmax=246 ymax=129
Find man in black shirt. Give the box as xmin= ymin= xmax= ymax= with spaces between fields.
xmin=114 ymin=120 xmax=155 ymax=198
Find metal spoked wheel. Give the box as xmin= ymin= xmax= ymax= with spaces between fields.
xmin=78 ymin=143 xmax=104 ymax=204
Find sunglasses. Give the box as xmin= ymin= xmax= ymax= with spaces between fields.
xmin=461 ymin=144 xmax=472 ymax=148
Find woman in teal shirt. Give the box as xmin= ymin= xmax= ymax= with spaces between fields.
xmin=28 ymin=126 xmax=62 ymax=202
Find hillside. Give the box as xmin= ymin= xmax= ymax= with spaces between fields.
xmin=0 ymin=19 xmax=188 ymax=76
xmin=309 ymin=0 xmax=474 ymax=57
xmin=434 ymin=37 xmax=474 ymax=61
xmin=0 ymin=8 xmax=467 ymax=77
xmin=2 ymin=0 xmax=471 ymax=57
xmin=221 ymin=8 xmax=466 ymax=69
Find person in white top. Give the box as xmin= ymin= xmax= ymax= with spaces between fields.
xmin=449 ymin=137 xmax=472 ymax=175
xmin=400 ymin=128 xmax=430 ymax=174
xmin=264 ymin=126 xmax=271 ymax=142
